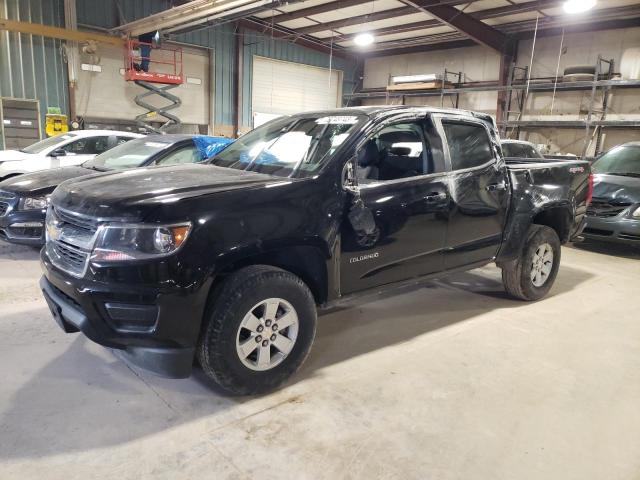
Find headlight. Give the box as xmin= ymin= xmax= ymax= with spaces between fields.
xmin=20 ymin=196 xmax=50 ymax=210
xmin=90 ymin=223 xmax=191 ymax=263
xmin=633 ymin=206 xmax=640 ymax=218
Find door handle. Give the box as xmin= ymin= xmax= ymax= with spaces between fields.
xmin=486 ymin=182 xmax=507 ymax=192
xmin=424 ymin=192 xmax=447 ymax=202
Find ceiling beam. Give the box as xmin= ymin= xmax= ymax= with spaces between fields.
xmin=402 ymin=0 xmax=508 ymax=52
xmin=297 ymin=6 xmax=416 ymax=35
xmin=236 ymin=18 xmax=354 ymax=58
xmin=364 ymin=38 xmax=476 ymax=57
xmin=269 ymin=0 xmax=371 ymax=23
xmin=270 ymin=0 xmax=474 ymax=24
xmin=334 ymin=0 xmax=562 ymax=43
xmin=297 ymin=0 xmax=560 ymax=37
xmin=360 ymin=4 xmax=640 ymax=57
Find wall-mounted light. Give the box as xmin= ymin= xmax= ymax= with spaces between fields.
xmin=563 ymin=0 xmax=596 ymax=14
xmin=354 ymin=33 xmax=375 ymax=47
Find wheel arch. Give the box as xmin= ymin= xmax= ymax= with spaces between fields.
xmin=531 ymin=203 xmax=573 ymax=243
xmin=211 ymin=243 xmax=330 ymax=305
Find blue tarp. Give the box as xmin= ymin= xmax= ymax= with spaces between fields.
xmin=193 ymin=135 xmax=234 ymax=159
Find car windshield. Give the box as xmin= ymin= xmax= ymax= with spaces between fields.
xmin=83 ymin=138 xmax=173 ymax=171
xmin=21 ymin=133 xmax=78 ymax=154
xmin=592 ymin=145 xmax=640 ymax=177
xmin=209 ymin=114 xmax=366 ymax=177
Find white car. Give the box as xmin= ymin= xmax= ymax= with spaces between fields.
xmin=0 ymin=130 xmax=143 ymax=180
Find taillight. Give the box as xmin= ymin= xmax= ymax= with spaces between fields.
xmin=586 ymin=173 xmax=594 ymax=206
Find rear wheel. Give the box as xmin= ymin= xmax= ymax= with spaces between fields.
xmin=197 ymin=265 xmax=317 ymax=395
xmin=501 ymin=225 xmax=561 ymax=301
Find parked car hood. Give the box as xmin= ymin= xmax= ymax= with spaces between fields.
xmin=0 ymin=150 xmax=34 ymax=162
xmin=593 ymin=173 xmax=640 ymax=204
xmin=51 ymin=164 xmax=283 ymax=219
xmin=0 ymin=166 xmax=93 ymax=195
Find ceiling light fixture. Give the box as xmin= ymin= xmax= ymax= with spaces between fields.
xmin=354 ymin=32 xmax=374 ymax=47
xmin=563 ymin=0 xmax=596 ymax=14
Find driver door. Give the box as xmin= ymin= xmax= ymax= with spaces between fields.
xmin=340 ymin=115 xmax=450 ymax=294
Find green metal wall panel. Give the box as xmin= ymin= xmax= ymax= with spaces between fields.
xmin=174 ymin=25 xmax=237 ymax=128
xmin=0 ymin=0 xmax=68 ymax=149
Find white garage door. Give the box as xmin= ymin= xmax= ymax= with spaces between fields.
xmin=252 ymin=56 xmax=342 ymax=126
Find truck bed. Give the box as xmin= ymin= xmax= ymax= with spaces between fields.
xmin=496 ymin=156 xmax=591 ymax=264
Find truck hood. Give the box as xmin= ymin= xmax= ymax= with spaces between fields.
xmin=0 ymin=166 xmax=92 ymax=195
xmin=0 ymin=150 xmax=35 ymax=162
xmin=592 ymin=173 xmax=640 ymax=204
xmin=51 ymin=164 xmax=283 ymax=218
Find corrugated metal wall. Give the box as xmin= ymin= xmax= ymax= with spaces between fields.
xmin=76 ymin=0 xmax=356 ymax=132
xmin=0 ymin=0 xmax=69 ymax=148
xmin=174 ymin=26 xmax=358 ymax=131
xmin=174 ymin=25 xmax=237 ymax=129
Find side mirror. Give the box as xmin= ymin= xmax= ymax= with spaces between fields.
xmin=50 ymin=148 xmax=66 ymax=158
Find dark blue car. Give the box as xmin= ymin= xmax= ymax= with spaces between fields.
xmin=0 ymin=134 xmax=233 ymax=246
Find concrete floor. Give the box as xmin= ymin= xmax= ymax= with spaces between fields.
xmin=0 ymin=240 xmax=639 ymax=480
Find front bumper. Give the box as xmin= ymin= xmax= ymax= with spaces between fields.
xmin=0 ymin=207 xmax=46 ymax=246
xmin=583 ymin=215 xmax=640 ymax=244
xmin=40 ymin=248 xmax=213 ymax=378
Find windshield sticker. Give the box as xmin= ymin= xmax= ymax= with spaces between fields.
xmin=316 ymin=116 xmax=359 ymax=125
xmin=144 ymin=142 xmax=170 ymax=148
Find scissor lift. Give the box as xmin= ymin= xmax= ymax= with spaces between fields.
xmin=124 ymin=39 xmax=184 ymax=134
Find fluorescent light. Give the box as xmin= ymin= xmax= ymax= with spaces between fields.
xmin=354 ymin=33 xmax=374 ymax=47
xmin=563 ymin=0 xmax=596 ymax=14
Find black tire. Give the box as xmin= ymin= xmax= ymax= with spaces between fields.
xmin=501 ymin=225 xmax=561 ymax=301
xmin=197 ymin=265 xmax=317 ymax=395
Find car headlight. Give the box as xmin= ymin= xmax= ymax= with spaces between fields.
xmin=633 ymin=206 xmax=640 ymax=218
xmin=20 ymin=196 xmax=50 ymax=210
xmin=90 ymin=223 xmax=192 ymax=263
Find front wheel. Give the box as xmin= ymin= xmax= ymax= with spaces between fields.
xmin=501 ymin=225 xmax=561 ymax=301
xmin=197 ymin=265 xmax=317 ymax=395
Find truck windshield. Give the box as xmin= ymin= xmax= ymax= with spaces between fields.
xmin=592 ymin=145 xmax=640 ymax=177
xmin=209 ymin=114 xmax=366 ymax=177
xmin=82 ymin=138 xmax=173 ymax=171
xmin=21 ymin=133 xmax=78 ymax=154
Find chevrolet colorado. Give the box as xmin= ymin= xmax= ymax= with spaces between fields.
xmin=39 ymin=106 xmax=592 ymax=395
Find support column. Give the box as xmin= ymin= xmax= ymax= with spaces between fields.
xmin=63 ymin=0 xmax=79 ymax=122
xmin=497 ymin=40 xmax=517 ymax=133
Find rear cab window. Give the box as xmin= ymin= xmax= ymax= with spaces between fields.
xmin=441 ymin=121 xmax=495 ymax=171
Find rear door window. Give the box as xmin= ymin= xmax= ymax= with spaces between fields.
xmin=442 ymin=121 xmax=494 ymax=170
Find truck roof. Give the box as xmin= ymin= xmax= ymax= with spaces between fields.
xmin=288 ymin=105 xmax=496 ymax=125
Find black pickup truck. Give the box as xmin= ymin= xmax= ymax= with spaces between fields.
xmin=39 ymin=106 xmax=591 ymax=395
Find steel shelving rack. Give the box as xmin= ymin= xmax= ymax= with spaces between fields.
xmin=345 ymin=56 xmax=640 ymax=157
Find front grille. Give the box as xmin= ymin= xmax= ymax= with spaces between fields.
xmin=54 ymin=207 xmax=98 ymax=234
xmin=53 ymin=241 xmax=88 ymax=270
xmin=46 ymin=207 xmax=98 ymax=277
xmin=583 ymin=227 xmax=613 ymax=236
xmin=619 ymin=232 xmax=640 ymax=241
xmin=587 ymin=199 xmax=631 ymax=218
xmin=0 ymin=202 xmax=7 ymax=216
xmin=0 ymin=190 xmax=16 ymax=200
